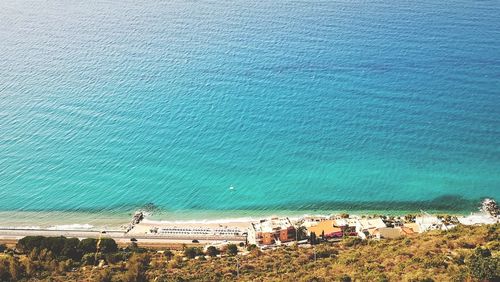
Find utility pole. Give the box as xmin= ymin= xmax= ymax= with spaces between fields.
xmin=88 ymin=230 xmax=106 ymax=281
xmin=295 ymin=223 xmax=298 ymax=242
xmin=295 ymin=218 xmax=302 ymax=242
xmin=94 ymin=231 xmax=103 ymax=265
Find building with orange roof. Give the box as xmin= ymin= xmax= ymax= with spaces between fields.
xmin=373 ymin=227 xmax=416 ymax=239
xmin=400 ymin=226 xmax=416 ymax=236
xmin=307 ymin=220 xmax=343 ymax=238
xmin=404 ymin=222 xmax=421 ymax=233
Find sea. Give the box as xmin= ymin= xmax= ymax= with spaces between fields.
xmin=1 ymin=0 xmax=499 ymax=227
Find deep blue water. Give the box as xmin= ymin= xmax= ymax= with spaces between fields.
xmin=0 ymin=0 xmax=499 ymax=219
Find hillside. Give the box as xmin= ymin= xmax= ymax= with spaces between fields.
xmin=0 ymin=224 xmax=498 ymax=281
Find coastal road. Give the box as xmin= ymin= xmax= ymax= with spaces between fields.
xmin=0 ymin=228 xmax=246 ymax=248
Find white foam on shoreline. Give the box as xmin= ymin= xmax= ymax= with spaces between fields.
xmin=47 ymin=224 xmax=94 ymax=230
xmin=0 ymin=208 xmax=477 ymax=231
xmin=0 ymin=224 xmax=96 ymax=231
xmin=142 ymin=213 xmax=334 ymax=225
xmin=142 ymin=217 xmax=259 ymax=225
xmin=0 ymin=226 xmax=42 ymax=230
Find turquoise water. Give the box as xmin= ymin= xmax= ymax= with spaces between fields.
xmin=1 ymin=0 xmax=499 ymax=221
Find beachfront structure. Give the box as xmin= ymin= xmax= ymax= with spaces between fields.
xmin=333 ymin=217 xmax=359 ymax=227
xmin=305 ymin=217 xmax=358 ymax=237
xmin=334 ymin=219 xmax=358 ymax=237
xmin=458 ymin=212 xmax=499 ymax=225
xmin=403 ymin=222 xmax=421 ymax=233
xmin=248 ymin=217 xmax=296 ymax=246
xmin=155 ymin=226 xmax=243 ymax=237
xmin=307 ymin=220 xmax=343 ymax=238
xmin=301 ymin=216 xmax=329 ymax=228
xmin=355 ymin=218 xmax=387 ymax=239
xmin=414 ymin=215 xmax=443 ymax=233
xmin=373 ymin=227 xmax=415 ymax=239
xmin=333 ymin=216 xmax=361 ymax=228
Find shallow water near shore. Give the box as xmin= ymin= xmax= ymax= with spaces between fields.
xmin=0 ymin=199 xmax=482 ymax=229
xmin=1 ymin=0 xmax=499 ymax=224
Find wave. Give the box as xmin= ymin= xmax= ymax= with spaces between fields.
xmin=46 ymin=224 xmax=94 ymax=230
xmin=0 ymin=225 xmax=42 ymax=230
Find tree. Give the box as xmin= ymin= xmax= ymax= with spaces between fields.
xmin=340 ymin=274 xmax=352 ymax=282
xmin=17 ymin=236 xmax=81 ymax=259
xmin=297 ymin=226 xmax=308 ymax=240
xmin=206 ymin=246 xmax=220 ymax=257
xmin=81 ymin=253 xmax=96 ymax=266
xmin=247 ymin=244 xmax=258 ymax=251
xmin=184 ymin=247 xmax=202 ymax=259
xmin=163 ymin=250 xmax=174 ymax=261
xmin=17 ymin=236 xmax=45 ymax=253
xmin=78 ymin=238 xmax=97 ymax=254
xmin=227 ymin=244 xmax=238 ymax=256
xmin=99 ymin=238 xmax=118 ymax=254
xmin=42 ymin=236 xmax=67 ymax=257
xmin=309 ymin=232 xmax=317 ymax=245
xmin=61 ymin=237 xmax=81 ymax=260
xmin=129 ymin=238 xmax=139 ymax=251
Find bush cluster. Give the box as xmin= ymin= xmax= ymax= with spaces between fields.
xmin=0 ymin=224 xmax=498 ymax=281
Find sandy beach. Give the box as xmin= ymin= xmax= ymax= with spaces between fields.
xmin=0 ymin=216 xmax=251 ymax=249
xmin=130 ymin=218 xmax=251 ymax=235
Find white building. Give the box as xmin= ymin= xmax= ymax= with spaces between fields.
xmin=415 ymin=215 xmax=443 ymax=232
xmin=334 ymin=217 xmax=359 ymax=228
xmin=300 ymin=216 xmax=329 ymax=228
xmin=248 ymin=217 xmax=295 ymax=246
xmin=355 ymin=218 xmax=387 ymax=239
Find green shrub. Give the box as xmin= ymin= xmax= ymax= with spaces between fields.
xmin=340 ymin=274 xmax=352 ymax=282
xmin=314 ymin=246 xmax=337 ymax=259
xmin=206 ymin=246 xmax=220 ymax=257
xmin=81 ymin=253 xmax=96 ymax=266
xmin=78 ymin=238 xmax=97 ymax=254
xmin=99 ymin=238 xmax=118 ymax=253
xmin=184 ymin=247 xmax=203 ymax=259
xmin=468 ymin=247 xmax=499 ymax=281
xmin=227 ymin=244 xmax=238 ymax=256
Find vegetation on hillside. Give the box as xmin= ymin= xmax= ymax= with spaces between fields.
xmin=0 ymin=224 xmax=498 ymax=281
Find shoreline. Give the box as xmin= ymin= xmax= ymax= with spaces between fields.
xmin=1 ymin=202 xmax=496 ymax=249
xmin=0 ymin=208 xmax=477 ymax=230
